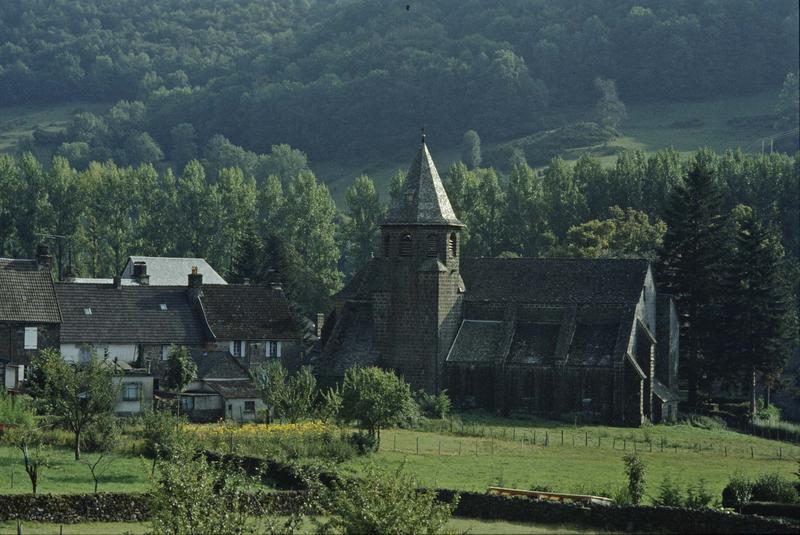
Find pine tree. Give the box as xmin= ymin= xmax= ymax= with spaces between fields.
xmin=721 ymin=206 xmax=796 ymax=416
xmin=658 ymin=158 xmax=727 ymax=406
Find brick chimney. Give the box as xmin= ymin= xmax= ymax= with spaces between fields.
xmin=188 ymin=266 xmax=203 ymax=301
xmin=36 ymin=243 xmax=51 ymax=269
xmin=63 ymin=264 xmax=76 ymax=283
xmin=112 ymin=275 xmax=122 ymax=288
xmin=132 ymin=261 xmax=149 ymax=285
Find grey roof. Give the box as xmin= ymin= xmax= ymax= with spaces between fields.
xmin=189 ymin=349 xmax=250 ymax=379
xmin=508 ymin=323 xmax=561 ymax=365
xmin=653 ymin=379 xmax=680 ymax=402
xmin=0 ymin=258 xmax=61 ymax=323
xmin=205 ymin=379 xmax=261 ymax=399
xmin=316 ymin=302 xmax=379 ymax=376
xmin=565 ymin=322 xmax=619 ymax=367
xmin=446 ymin=320 xmax=504 ymax=363
xmin=121 ymin=256 xmax=227 ymax=285
xmin=383 ymin=141 xmax=463 ymax=227
xmin=199 ymin=285 xmax=297 ymax=340
xmin=461 ymin=258 xmax=650 ymax=304
xmin=55 ymin=283 xmax=205 ymax=345
xmin=340 ymin=258 xmax=650 ymax=306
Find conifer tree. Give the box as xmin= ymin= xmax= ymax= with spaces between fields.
xmin=658 ymin=158 xmax=727 ymax=406
xmin=721 ymin=206 xmax=796 ymax=416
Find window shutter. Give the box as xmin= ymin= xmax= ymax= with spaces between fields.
xmin=277 ymin=342 xmax=282 ymax=358
xmin=24 ymin=327 xmax=38 ymax=350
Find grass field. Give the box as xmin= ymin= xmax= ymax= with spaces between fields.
xmin=0 ymin=101 xmax=109 ymax=153
xmin=0 ymin=446 xmax=149 ymax=495
xmin=0 ymin=518 xmax=602 ymax=534
xmin=341 ymin=415 xmax=800 ymax=503
xmin=317 ymin=90 xmax=780 ymax=205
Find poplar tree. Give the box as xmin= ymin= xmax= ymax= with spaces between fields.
xmin=502 ymin=162 xmax=551 ymax=256
xmin=658 ymin=157 xmax=727 ymax=406
xmin=344 ymin=174 xmax=383 ymax=274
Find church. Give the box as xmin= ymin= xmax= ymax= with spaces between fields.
xmin=315 ymin=138 xmax=680 ymax=426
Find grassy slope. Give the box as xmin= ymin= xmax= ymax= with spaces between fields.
xmin=0 ymin=102 xmax=109 ymax=153
xmin=342 ymin=415 xmax=800 ymax=502
xmin=316 ymin=90 xmax=779 ymax=206
xmin=0 ymin=446 xmax=150 ymax=495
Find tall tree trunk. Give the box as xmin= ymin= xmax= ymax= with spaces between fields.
xmin=74 ymin=429 xmax=81 ymax=460
xmin=749 ymin=368 xmax=757 ymax=419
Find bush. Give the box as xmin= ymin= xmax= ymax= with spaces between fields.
xmin=685 ymin=478 xmax=714 ymax=509
xmin=82 ymin=415 xmax=120 ymax=453
xmin=141 ymin=410 xmax=184 ymax=459
xmin=349 ymin=432 xmax=378 ymax=455
xmin=723 ymin=472 xmax=753 ymax=509
xmin=318 ymin=464 xmax=458 ymax=534
xmin=623 ymin=453 xmax=646 ymax=505
xmin=751 ymin=473 xmax=800 ymax=504
xmin=416 ymin=390 xmax=452 ymax=420
xmin=0 ymin=393 xmax=36 ymax=427
xmin=654 ymin=476 xmax=684 ymax=507
xmin=683 ymin=414 xmax=727 ymax=430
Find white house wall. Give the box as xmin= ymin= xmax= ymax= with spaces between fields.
xmin=61 ymin=343 xmax=138 ymax=363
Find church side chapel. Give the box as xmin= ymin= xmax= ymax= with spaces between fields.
xmin=315 ymin=137 xmax=680 ymax=426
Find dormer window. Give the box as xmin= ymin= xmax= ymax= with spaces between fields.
xmin=159 ymin=304 xmax=168 ymax=311
xmin=426 ymin=234 xmax=438 ymax=257
xmin=400 ymin=234 xmax=413 ymax=257
xmin=84 ymin=308 xmax=92 ymax=315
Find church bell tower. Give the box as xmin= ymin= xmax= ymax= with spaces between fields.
xmin=377 ymin=133 xmax=465 ymax=393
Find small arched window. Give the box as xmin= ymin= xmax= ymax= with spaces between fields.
xmin=449 ymin=232 xmax=458 ymax=257
xmin=400 ymin=234 xmax=413 ymax=257
xmin=383 ymin=234 xmax=392 ymax=257
xmin=426 ymin=234 xmax=438 ymax=257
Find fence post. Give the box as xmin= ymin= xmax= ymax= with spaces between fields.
xmin=572 ymin=434 xmax=575 ymax=447
xmin=533 ymin=430 xmax=537 ymax=445
xmin=724 ymin=446 xmax=727 ymax=457
xmin=394 ymin=433 xmax=397 ymax=452
xmin=561 ymin=429 xmax=564 ymax=446
xmin=623 ymin=439 xmax=626 ymax=451
xmin=598 ymin=436 xmax=601 ymax=448
xmin=649 ymin=441 xmax=652 ymax=452
xmin=585 ymin=433 xmax=588 ymax=447
xmin=613 ymin=437 xmax=616 ymax=449
xmin=475 ymin=441 xmax=479 ymax=456
xmin=513 ymin=427 xmax=516 ymax=440
xmin=439 ymin=439 xmax=441 ymax=456
xmin=751 ymin=446 xmax=754 ymax=459
xmin=416 ymin=436 xmax=419 ymax=454
xmin=459 ymin=441 xmax=462 ymax=455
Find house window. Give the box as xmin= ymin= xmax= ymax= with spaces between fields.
xmin=161 ymin=345 xmax=171 ymax=361
xmin=78 ymin=345 xmax=92 ymax=363
xmin=449 ymin=233 xmax=458 ymax=257
xmin=383 ymin=235 xmax=391 ymax=257
xmin=426 ymin=234 xmax=438 ymax=257
xmin=123 ymin=382 xmax=141 ymax=401
xmin=181 ymin=396 xmax=194 ymax=411
xmin=83 ymin=307 xmax=92 ymax=315
xmin=232 ymin=340 xmax=244 ymax=357
xmin=400 ymin=234 xmax=413 ymax=256
xmin=23 ymin=327 xmax=38 ymax=350
xmin=266 ymin=341 xmax=281 ymax=358
xmin=159 ymin=304 xmax=168 ymax=311
xmin=244 ymin=401 xmax=255 ymax=413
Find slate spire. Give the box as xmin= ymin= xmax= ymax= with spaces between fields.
xmin=383 ymin=136 xmax=464 ymax=227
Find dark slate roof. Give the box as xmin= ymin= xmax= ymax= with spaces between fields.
xmin=507 ymin=323 xmax=561 ymax=365
xmin=316 ymin=302 xmax=378 ymax=376
xmin=189 ymin=350 xmax=249 ymax=379
xmin=205 ymin=379 xmax=260 ymax=399
xmin=446 ymin=320 xmax=504 ymax=363
xmin=653 ymin=379 xmax=680 ymax=402
xmin=383 ymin=141 xmax=463 ymax=227
xmin=0 ymin=259 xmax=61 ymax=323
xmin=565 ymin=322 xmax=619 ymax=367
xmin=461 ymin=258 xmax=650 ymax=304
xmin=55 ymin=283 xmax=205 ymax=345
xmin=199 ymin=285 xmax=297 ymax=340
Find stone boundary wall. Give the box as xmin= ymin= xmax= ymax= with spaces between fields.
xmin=1 ymin=489 xmax=797 ymax=533
xmin=437 ymin=490 xmax=798 ymax=534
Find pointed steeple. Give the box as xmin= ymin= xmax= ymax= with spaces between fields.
xmin=383 ymin=136 xmax=464 ymax=227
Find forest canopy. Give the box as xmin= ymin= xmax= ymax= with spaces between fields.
xmin=1 ymin=0 xmax=797 ymax=160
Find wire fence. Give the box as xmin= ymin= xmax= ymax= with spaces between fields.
xmin=382 ymin=426 xmax=800 ymax=461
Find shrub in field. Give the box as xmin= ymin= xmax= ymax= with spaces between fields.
xmin=623 ymin=453 xmax=646 ymax=505
xmin=318 ymin=464 xmax=458 ymax=534
xmin=683 ymin=414 xmax=727 ymax=430
xmin=0 ymin=392 xmax=36 ymax=426
xmin=2 ymin=421 xmax=50 ymax=495
xmin=685 ymin=478 xmax=714 ymax=509
xmin=142 ymin=409 xmax=185 ymax=459
xmin=723 ymin=472 xmax=753 ymax=510
xmin=149 ymin=441 xmax=302 ymax=535
xmin=255 ymin=361 xmax=317 ymax=423
xmin=653 ymin=476 xmax=683 ymax=507
xmin=349 ymin=431 xmax=378 ymax=454
xmin=416 ymin=390 xmax=452 ymax=420
xmin=751 ymin=473 xmax=800 ymax=504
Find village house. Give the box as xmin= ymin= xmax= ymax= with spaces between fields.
xmin=172 ymin=350 xmax=266 ymax=422
xmin=314 ymin=139 xmax=680 ymax=426
xmin=67 ymin=256 xmax=228 ymax=286
xmin=55 ymin=264 xmax=301 ymax=418
xmin=0 ymin=246 xmax=61 ymax=390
